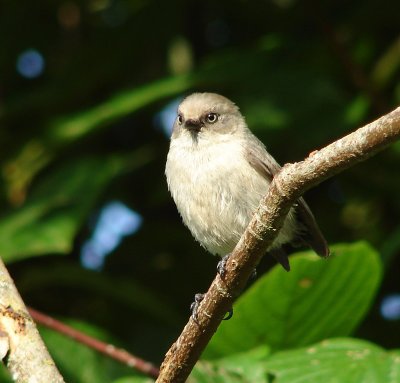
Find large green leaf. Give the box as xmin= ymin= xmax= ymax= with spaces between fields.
xmin=191 ymin=346 xmax=270 ymax=383
xmin=193 ymin=338 xmax=400 ymax=383
xmin=0 ymin=150 xmax=152 ymax=262
xmin=266 ymin=338 xmax=400 ymax=383
xmin=204 ymin=242 xmax=382 ymax=358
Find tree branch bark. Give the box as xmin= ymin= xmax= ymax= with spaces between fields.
xmin=156 ymin=106 xmax=400 ymax=383
xmin=0 ymin=258 xmax=65 ymax=382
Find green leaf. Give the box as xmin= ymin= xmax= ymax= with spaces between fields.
xmin=195 ymin=338 xmax=400 ymax=383
xmin=266 ymin=338 xmax=400 ymax=383
xmin=205 ymin=242 xmax=382 ymax=358
xmin=50 ymin=74 xmax=192 ymax=143
xmin=191 ymin=346 xmax=270 ymax=383
xmin=0 ymin=150 xmax=151 ymax=262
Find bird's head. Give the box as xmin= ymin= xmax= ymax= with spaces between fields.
xmin=171 ymin=93 xmax=245 ymax=141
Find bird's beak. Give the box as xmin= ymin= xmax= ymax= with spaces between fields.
xmin=184 ymin=119 xmax=202 ymax=133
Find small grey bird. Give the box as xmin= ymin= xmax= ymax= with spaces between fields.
xmin=165 ymin=92 xmax=329 ymax=274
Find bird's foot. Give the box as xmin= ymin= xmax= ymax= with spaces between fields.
xmin=190 ymin=293 xmax=233 ymax=322
xmin=218 ymin=253 xmax=257 ymax=281
xmin=217 ymin=253 xmax=231 ymax=278
xmin=190 ymin=293 xmax=205 ymax=323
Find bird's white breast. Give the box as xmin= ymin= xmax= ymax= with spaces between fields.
xmin=166 ymin=133 xmax=296 ymax=256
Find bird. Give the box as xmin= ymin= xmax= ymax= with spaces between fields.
xmin=165 ymin=92 xmax=329 ymax=276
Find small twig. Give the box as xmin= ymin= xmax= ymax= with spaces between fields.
xmin=156 ymin=106 xmax=400 ymax=382
xmin=28 ymin=307 xmax=159 ymax=379
xmin=0 ymin=258 xmax=65 ymax=382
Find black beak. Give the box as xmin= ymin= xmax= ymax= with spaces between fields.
xmin=185 ymin=119 xmax=202 ymax=132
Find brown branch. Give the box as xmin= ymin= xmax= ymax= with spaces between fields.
xmin=28 ymin=307 xmax=160 ymax=379
xmin=0 ymin=258 xmax=65 ymax=382
xmin=156 ymin=106 xmax=400 ymax=382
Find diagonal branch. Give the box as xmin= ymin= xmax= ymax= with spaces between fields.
xmin=156 ymin=106 xmax=400 ymax=383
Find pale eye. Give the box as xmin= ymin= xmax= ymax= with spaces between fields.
xmin=177 ymin=114 xmax=183 ymax=124
xmin=206 ymin=113 xmax=218 ymax=123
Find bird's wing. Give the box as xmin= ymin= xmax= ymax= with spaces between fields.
xmin=244 ymin=139 xmax=329 ymax=258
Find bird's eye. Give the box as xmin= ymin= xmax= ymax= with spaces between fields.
xmin=177 ymin=114 xmax=183 ymax=124
xmin=206 ymin=113 xmax=218 ymax=123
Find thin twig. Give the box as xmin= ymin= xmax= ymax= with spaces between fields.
xmin=28 ymin=307 xmax=160 ymax=379
xmin=156 ymin=106 xmax=400 ymax=382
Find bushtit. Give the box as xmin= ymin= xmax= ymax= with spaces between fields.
xmin=165 ymin=93 xmax=329 ymax=275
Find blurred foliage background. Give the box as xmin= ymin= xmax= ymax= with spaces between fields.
xmin=0 ymin=0 xmax=399 ymax=381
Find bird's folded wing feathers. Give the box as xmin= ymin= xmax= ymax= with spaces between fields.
xmin=244 ymin=142 xmax=329 ymax=258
